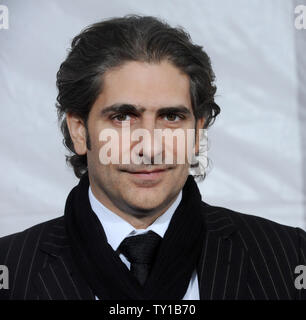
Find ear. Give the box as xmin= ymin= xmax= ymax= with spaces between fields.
xmin=66 ymin=113 xmax=88 ymax=155
xmin=195 ymin=117 xmax=205 ymax=155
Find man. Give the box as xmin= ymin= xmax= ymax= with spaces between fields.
xmin=0 ymin=14 xmax=306 ymax=300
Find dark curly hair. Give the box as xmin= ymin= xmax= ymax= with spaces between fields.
xmin=56 ymin=14 xmax=220 ymax=179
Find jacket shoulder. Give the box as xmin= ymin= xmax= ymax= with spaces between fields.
xmin=0 ymin=216 xmax=65 ymax=299
xmin=0 ymin=216 xmax=64 ymax=254
xmin=200 ymin=202 xmax=306 ymax=299
xmin=201 ymin=200 xmax=304 ymax=237
xmin=201 ymin=200 xmax=306 ymax=267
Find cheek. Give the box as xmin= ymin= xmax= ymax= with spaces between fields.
xmin=166 ymin=130 xmax=194 ymax=164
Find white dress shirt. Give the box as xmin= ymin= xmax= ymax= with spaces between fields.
xmin=88 ymin=186 xmax=200 ymax=300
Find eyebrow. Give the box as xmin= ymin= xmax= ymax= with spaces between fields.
xmin=100 ymin=103 xmax=192 ymax=117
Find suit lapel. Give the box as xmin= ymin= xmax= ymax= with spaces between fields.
xmin=197 ymin=207 xmax=249 ymax=300
xmin=35 ymin=218 xmax=94 ymax=300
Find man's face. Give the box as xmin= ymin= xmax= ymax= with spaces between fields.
xmin=68 ymin=60 xmax=204 ymax=217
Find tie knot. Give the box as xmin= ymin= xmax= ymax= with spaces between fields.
xmin=117 ymin=230 xmax=162 ymax=264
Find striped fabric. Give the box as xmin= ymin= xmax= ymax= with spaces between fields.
xmin=0 ymin=201 xmax=306 ymax=300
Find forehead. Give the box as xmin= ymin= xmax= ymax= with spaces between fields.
xmin=96 ymin=60 xmax=192 ymax=112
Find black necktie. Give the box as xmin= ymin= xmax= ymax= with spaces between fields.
xmin=117 ymin=230 xmax=162 ymax=286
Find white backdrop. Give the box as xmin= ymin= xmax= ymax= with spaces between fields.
xmin=1 ymin=0 xmax=305 ymax=237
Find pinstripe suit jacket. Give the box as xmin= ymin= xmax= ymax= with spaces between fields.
xmin=1 ymin=201 xmax=306 ymax=300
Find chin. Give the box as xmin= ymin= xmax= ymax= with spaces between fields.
xmin=127 ymin=196 xmax=166 ymax=212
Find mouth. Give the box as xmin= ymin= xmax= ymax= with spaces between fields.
xmin=120 ymin=167 xmax=173 ymax=181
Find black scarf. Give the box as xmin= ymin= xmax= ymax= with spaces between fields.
xmin=64 ymin=173 xmax=206 ymax=300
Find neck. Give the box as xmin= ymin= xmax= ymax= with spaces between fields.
xmin=110 ymin=211 xmax=165 ymax=229
xmin=89 ymin=185 xmax=180 ymax=230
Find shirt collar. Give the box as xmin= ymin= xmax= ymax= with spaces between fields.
xmin=88 ymin=186 xmax=182 ymax=251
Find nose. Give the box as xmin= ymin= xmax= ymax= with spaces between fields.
xmin=132 ymin=116 xmax=163 ymax=165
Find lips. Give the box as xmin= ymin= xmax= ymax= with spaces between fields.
xmin=129 ymin=169 xmax=166 ymax=174
xmin=128 ymin=170 xmax=166 ymax=180
xmin=122 ymin=167 xmax=172 ymax=181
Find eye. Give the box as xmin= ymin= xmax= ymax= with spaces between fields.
xmin=163 ymin=113 xmax=184 ymax=122
xmin=111 ymin=113 xmax=132 ymax=122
